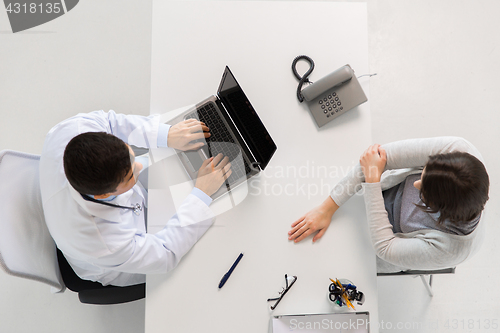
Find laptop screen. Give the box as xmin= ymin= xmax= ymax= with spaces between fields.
xmin=217 ymin=66 xmax=277 ymax=170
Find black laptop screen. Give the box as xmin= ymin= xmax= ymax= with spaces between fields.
xmin=217 ymin=66 xmax=277 ymax=170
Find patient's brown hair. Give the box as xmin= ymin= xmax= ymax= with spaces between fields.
xmin=419 ymin=152 xmax=489 ymax=224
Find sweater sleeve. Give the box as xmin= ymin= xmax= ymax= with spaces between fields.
xmin=330 ymin=136 xmax=483 ymax=206
xmin=362 ymin=182 xmax=458 ymax=270
xmin=382 ymin=136 xmax=484 ymax=168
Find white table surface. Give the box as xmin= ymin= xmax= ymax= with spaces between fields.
xmin=146 ymin=2 xmax=378 ymax=332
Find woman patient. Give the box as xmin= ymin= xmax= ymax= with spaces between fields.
xmin=288 ymin=137 xmax=489 ymax=272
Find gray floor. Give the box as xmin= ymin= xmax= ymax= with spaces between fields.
xmin=1 ymin=1 xmax=499 ymax=332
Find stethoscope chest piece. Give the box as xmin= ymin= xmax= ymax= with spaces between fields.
xmin=132 ymin=203 xmax=142 ymax=216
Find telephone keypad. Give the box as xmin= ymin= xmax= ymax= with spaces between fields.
xmin=318 ymin=93 xmax=343 ymax=117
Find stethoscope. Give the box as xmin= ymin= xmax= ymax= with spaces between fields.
xmin=82 ymin=194 xmax=143 ymax=216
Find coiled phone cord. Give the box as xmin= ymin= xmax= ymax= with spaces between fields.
xmin=292 ymin=55 xmax=377 ymax=103
xmin=291 ymin=55 xmax=315 ymax=103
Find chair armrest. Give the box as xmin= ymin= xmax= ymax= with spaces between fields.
xmin=377 ymin=267 xmax=456 ymax=276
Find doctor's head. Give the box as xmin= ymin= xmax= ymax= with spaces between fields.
xmin=63 ymin=132 xmax=142 ymax=199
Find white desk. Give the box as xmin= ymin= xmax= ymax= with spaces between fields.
xmin=146 ymin=2 xmax=378 ymax=332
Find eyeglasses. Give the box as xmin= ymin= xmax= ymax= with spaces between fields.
xmin=267 ymin=274 xmax=297 ymax=310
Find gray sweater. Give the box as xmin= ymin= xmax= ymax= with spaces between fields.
xmin=330 ymin=137 xmax=486 ymax=273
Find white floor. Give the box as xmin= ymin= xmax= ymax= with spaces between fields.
xmin=1 ymin=1 xmax=499 ymax=332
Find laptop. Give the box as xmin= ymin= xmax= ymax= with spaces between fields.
xmin=177 ymin=66 xmax=277 ymax=199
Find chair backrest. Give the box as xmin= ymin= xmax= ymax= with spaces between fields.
xmin=0 ymin=150 xmax=65 ymax=291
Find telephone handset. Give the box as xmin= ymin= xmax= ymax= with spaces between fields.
xmin=292 ymin=56 xmax=367 ymax=127
xmin=301 ymin=65 xmax=353 ymax=101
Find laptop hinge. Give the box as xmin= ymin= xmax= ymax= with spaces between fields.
xmin=215 ymin=98 xmax=262 ymax=172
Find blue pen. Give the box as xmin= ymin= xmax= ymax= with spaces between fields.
xmin=218 ymin=252 xmax=244 ymax=288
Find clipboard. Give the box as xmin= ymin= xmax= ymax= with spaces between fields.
xmin=272 ymin=312 xmax=370 ymax=333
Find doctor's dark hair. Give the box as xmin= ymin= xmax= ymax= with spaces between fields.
xmin=418 ymin=152 xmax=489 ymax=224
xmin=63 ymin=132 xmax=131 ymax=195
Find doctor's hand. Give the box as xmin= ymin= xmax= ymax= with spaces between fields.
xmin=360 ymin=144 xmax=387 ymax=183
xmin=168 ymin=119 xmax=210 ymax=151
xmin=288 ymin=197 xmax=339 ymax=243
xmin=195 ymin=154 xmax=232 ymax=197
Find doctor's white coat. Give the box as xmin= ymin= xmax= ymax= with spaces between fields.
xmin=40 ymin=111 xmax=215 ymax=286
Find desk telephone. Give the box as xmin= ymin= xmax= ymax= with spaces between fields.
xmin=292 ymin=55 xmax=368 ymax=127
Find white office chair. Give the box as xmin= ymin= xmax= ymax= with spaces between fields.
xmin=0 ymin=149 xmax=145 ymax=304
xmin=0 ymin=150 xmax=65 ymax=292
xmin=377 ymin=267 xmax=456 ymax=297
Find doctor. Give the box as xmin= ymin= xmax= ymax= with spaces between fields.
xmin=40 ymin=110 xmax=231 ymax=287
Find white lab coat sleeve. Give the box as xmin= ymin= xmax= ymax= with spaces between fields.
xmin=93 ymin=194 xmax=215 ymax=274
xmin=72 ymin=110 xmax=161 ymax=149
xmin=329 ymin=136 xmax=483 ymax=206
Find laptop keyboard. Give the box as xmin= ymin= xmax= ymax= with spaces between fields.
xmin=185 ymin=102 xmax=252 ymax=183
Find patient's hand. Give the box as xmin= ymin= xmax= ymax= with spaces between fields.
xmin=360 ymin=144 xmax=387 ymax=183
xmin=288 ymin=197 xmax=339 ymax=243
xmin=168 ymin=119 xmax=210 ymax=151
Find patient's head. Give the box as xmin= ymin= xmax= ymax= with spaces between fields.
xmin=63 ymin=132 xmax=132 ymax=196
xmin=416 ymin=152 xmax=489 ymax=223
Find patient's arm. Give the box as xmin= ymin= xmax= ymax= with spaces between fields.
xmin=289 ymin=136 xmax=480 ymax=244
xmin=288 ymin=196 xmax=339 ymax=243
